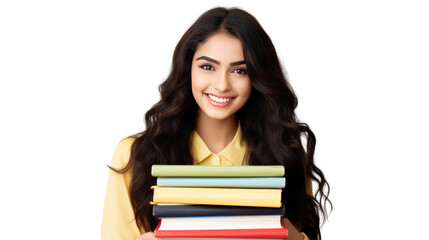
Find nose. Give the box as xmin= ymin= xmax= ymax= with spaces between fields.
xmin=213 ymin=71 xmax=232 ymax=92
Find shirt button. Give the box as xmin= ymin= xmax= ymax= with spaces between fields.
xmin=212 ymin=157 xmax=220 ymax=164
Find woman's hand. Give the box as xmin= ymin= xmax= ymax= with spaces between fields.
xmin=282 ymin=218 xmax=305 ymax=240
xmin=135 ymin=232 xmax=159 ymax=240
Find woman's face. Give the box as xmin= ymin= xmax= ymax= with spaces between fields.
xmin=191 ymin=31 xmax=252 ymax=121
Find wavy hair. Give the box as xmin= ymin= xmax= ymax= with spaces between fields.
xmin=113 ymin=7 xmax=331 ymax=240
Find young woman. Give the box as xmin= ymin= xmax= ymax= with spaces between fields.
xmin=102 ymin=7 xmax=331 ymax=240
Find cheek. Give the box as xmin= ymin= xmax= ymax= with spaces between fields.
xmin=238 ymin=79 xmax=252 ymax=99
xmin=191 ymin=72 xmax=205 ymax=99
xmin=191 ymin=70 xmax=209 ymax=93
xmin=191 ymin=67 xmax=199 ymax=92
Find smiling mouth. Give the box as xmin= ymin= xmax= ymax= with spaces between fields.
xmin=206 ymin=93 xmax=235 ymax=103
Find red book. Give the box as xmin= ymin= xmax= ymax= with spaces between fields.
xmin=154 ymin=220 xmax=288 ymax=239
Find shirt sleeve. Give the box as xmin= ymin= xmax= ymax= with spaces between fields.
xmin=101 ymin=137 xmax=142 ymax=240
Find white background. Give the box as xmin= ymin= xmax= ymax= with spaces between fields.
xmin=1 ymin=1 xmax=428 ymax=239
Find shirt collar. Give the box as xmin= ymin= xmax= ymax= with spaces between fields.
xmin=191 ymin=122 xmax=247 ymax=166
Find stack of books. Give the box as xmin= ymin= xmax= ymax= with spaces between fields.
xmin=151 ymin=165 xmax=288 ymax=239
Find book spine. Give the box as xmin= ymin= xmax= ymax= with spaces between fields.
xmin=158 ymin=215 xmax=282 ymax=230
xmin=153 ymin=205 xmax=285 ymax=217
xmin=157 ymin=177 xmax=286 ymax=188
xmin=151 ymin=186 xmax=282 ymax=208
xmin=151 ymin=165 xmax=285 ymax=177
xmin=158 ymin=238 xmax=285 ymax=240
xmin=154 ymin=221 xmax=288 ymax=238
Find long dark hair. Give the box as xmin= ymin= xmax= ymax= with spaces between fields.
xmin=113 ymin=7 xmax=331 ymax=240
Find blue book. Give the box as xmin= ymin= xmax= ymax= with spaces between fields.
xmin=156 ymin=177 xmax=285 ymax=188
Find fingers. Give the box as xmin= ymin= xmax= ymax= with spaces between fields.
xmin=136 ymin=232 xmax=159 ymax=240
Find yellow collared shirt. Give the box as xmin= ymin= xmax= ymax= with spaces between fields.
xmin=191 ymin=124 xmax=247 ymax=166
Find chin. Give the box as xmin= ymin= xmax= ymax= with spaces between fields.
xmin=204 ymin=111 xmax=235 ymax=121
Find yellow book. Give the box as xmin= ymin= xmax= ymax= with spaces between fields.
xmin=151 ymin=186 xmax=282 ymax=208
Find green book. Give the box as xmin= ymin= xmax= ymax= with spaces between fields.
xmin=151 ymin=165 xmax=285 ymax=177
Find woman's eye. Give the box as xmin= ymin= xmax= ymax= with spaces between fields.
xmin=233 ymin=69 xmax=247 ymax=75
xmin=200 ymin=65 xmax=215 ymax=71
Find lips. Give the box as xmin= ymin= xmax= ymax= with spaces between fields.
xmin=205 ymin=93 xmax=235 ymax=107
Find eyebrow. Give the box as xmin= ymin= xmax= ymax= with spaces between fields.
xmin=196 ymin=56 xmax=246 ymax=67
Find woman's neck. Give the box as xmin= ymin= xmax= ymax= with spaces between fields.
xmin=195 ymin=111 xmax=238 ymax=154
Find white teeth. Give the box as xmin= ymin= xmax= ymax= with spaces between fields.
xmin=208 ymin=94 xmax=232 ymax=103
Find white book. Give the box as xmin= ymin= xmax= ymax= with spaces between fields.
xmin=158 ymin=215 xmax=282 ymax=230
